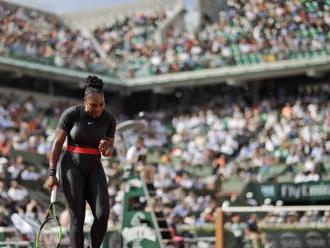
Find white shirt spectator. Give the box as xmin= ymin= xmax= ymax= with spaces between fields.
xmin=126 ymin=146 xmax=147 ymax=163
xmin=113 ymin=202 xmax=123 ymax=217
xmin=8 ymin=164 xmax=23 ymax=180
xmin=21 ymin=168 xmax=41 ymax=181
xmin=8 ymin=184 xmax=28 ymax=202
xmin=294 ymin=172 xmax=307 ymax=184
xmin=126 ymin=137 xmax=147 ymax=164
xmin=304 ymin=159 xmax=315 ymax=172
xmin=306 ymin=172 xmax=320 ymax=182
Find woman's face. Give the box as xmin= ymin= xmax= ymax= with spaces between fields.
xmin=84 ymin=93 xmax=105 ymax=118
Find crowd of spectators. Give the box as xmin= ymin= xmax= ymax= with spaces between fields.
xmin=0 ymin=93 xmax=72 ymax=241
xmin=225 ymin=209 xmax=330 ymax=248
xmin=236 ymin=83 xmax=330 ymax=183
xmin=0 ymin=81 xmax=329 ymax=244
xmin=0 ymin=2 xmax=110 ymax=74
xmin=0 ymin=92 xmax=71 ymax=155
xmin=125 ymin=84 xmax=327 ymax=231
xmin=1 ymin=1 xmax=330 ymax=78
xmin=0 ymin=0 xmax=329 ymax=245
xmin=93 ymin=0 xmax=330 ymax=77
xmin=261 ymin=209 xmax=330 ymax=226
xmin=109 ymin=81 xmax=330 ymax=229
xmin=93 ymin=12 xmax=166 ymax=78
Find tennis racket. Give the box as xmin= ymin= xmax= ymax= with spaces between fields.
xmin=35 ymin=186 xmax=63 ymax=248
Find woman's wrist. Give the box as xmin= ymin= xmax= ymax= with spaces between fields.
xmin=48 ymin=168 xmax=56 ymax=176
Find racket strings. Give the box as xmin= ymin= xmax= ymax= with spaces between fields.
xmin=38 ymin=218 xmax=61 ymax=247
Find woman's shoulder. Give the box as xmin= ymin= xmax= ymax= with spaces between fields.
xmin=104 ymin=110 xmax=116 ymax=119
xmin=104 ymin=110 xmax=116 ymax=122
xmin=64 ymin=104 xmax=83 ymax=113
xmin=60 ymin=104 xmax=83 ymax=118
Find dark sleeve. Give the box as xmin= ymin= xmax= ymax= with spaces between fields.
xmin=106 ymin=114 xmax=116 ymax=138
xmin=58 ymin=106 xmax=76 ymax=132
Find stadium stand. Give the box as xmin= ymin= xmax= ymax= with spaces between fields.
xmin=0 ymin=1 xmax=111 ymax=74
xmin=93 ymin=11 xmax=167 ymax=78
xmin=1 ymin=0 xmax=330 ymax=79
xmin=0 ymin=0 xmax=329 ymax=247
xmin=91 ymin=0 xmax=330 ymax=77
xmin=0 ymin=79 xmax=329 ymax=246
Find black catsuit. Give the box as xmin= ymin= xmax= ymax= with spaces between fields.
xmin=58 ymin=105 xmax=116 ymax=248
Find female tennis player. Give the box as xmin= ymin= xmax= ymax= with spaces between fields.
xmin=46 ymin=75 xmax=116 ymax=248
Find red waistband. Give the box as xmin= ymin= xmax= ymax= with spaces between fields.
xmin=67 ymin=145 xmax=100 ymax=155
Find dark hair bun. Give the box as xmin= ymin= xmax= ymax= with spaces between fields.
xmin=86 ymin=76 xmax=103 ymax=89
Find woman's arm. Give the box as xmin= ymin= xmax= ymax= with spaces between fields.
xmin=47 ymin=128 xmax=67 ymax=190
xmin=49 ymin=128 xmax=67 ymax=171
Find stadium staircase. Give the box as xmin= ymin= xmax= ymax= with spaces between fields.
xmin=146 ymin=183 xmax=174 ymax=243
xmin=80 ymin=29 xmax=108 ymax=60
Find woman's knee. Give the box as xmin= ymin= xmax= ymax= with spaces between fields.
xmin=95 ymin=208 xmax=109 ymax=223
xmin=70 ymin=210 xmax=86 ymax=227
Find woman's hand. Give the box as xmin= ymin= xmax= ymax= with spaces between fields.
xmin=45 ymin=176 xmax=59 ymax=191
xmin=99 ymin=139 xmax=113 ymax=157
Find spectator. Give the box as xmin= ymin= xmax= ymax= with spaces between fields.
xmin=7 ymin=180 xmax=28 ymax=202
xmin=230 ymin=214 xmax=247 ymax=247
xmin=7 ymin=155 xmax=25 ymax=180
xmin=2 ymin=0 xmax=330 ymax=78
xmin=246 ymin=213 xmax=261 ymax=248
xmin=20 ymin=166 xmax=41 ymax=181
xmin=126 ymin=136 xmax=148 ymax=174
xmin=0 ymin=2 xmax=109 ymax=75
xmin=0 ymin=180 xmax=8 ymax=199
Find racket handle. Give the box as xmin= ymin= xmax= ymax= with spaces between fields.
xmin=51 ymin=186 xmax=57 ymax=203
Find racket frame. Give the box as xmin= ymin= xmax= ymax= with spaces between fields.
xmin=36 ymin=186 xmax=63 ymax=248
